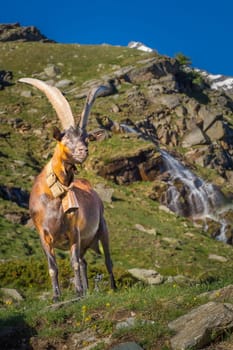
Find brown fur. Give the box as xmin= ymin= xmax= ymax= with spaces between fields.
xmin=19 ymin=78 xmax=116 ymax=301
xmin=29 ymin=129 xmax=116 ymax=301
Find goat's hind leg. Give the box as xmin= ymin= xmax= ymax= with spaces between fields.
xmin=80 ymin=258 xmax=88 ymax=293
xmin=98 ymin=218 xmax=117 ymax=290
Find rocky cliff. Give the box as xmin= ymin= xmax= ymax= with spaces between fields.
xmin=0 ymin=22 xmax=55 ymax=42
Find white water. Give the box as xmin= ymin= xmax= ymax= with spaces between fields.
xmin=160 ymin=150 xmax=228 ymax=241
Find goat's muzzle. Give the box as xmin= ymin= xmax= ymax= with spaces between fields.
xmin=73 ymin=146 xmax=89 ymax=163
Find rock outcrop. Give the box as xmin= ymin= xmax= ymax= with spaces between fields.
xmin=0 ymin=23 xmax=55 ymax=42
xmin=169 ymin=302 xmax=233 ymax=350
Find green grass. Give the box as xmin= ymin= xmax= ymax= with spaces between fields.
xmin=1 ymin=41 xmax=233 ymax=349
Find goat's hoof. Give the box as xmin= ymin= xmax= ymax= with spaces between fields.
xmin=111 ymin=282 xmax=117 ymax=291
xmin=76 ymin=288 xmax=85 ymax=298
xmin=52 ymin=295 xmax=60 ymax=303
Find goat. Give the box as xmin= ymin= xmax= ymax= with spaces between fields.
xmin=19 ymin=78 xmax=117 ymax=301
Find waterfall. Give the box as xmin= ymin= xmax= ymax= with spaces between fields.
xmin=160 ymin=150 xmax=229 ymax=241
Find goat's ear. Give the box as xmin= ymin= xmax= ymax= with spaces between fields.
xmin=87 ymin=133 xmax=96 ymax=142
xmin=53 ymin=126 xmax=63 ymax=141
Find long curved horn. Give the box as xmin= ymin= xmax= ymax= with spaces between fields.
xmin=79 ymin=85 xmax=110 ymax=131
xmin=19 ymin=78 xmax=75 ymax=130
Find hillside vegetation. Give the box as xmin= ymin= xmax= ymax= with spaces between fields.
xmin=1 ymin=41 xmax=233 ymax=350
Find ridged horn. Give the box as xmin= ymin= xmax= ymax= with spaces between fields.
xmin=19 ymin=78 xmax=75 ymax=130
xmin=79 ymin=85 xmax=110 ymax=131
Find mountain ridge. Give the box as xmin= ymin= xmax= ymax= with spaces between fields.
xmin=1 ymin=22 xmax=233 ymax=96
xmin=128 ymin=39 xmax=233 ymax=96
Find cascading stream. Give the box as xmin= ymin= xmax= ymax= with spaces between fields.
xmin=160 ymin=150 xmax=229 ymax=242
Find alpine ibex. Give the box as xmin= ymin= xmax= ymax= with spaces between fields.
xmin=19 ymin=78 xmax=117 ymax=301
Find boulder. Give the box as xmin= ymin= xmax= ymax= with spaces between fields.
xmin=20 ymin=90 xmax=32 ymax=98
xmin=168 ymin=302 xmax=233 ymax=350
xmin=198 ymin=106 xmax=220 ymax=131
xmin=208 ymin=254 xmax=228 ymax=263
xmin=201 ymin=284 xmax=233 ymax=302
xmin=128 ymin=268 xmax=164 ymax=285
xmin=44 ymin=64 xmax=61 ymax=78
xmin=55 ymin=79 xmax=73 ymax=88
xmin=125 ymin=57 xmax=179 ymax=83
xmin=1 ymin=288 xmax=23 ymax=301
xmin=185 ymin=99 xmax=200 ymax=118
xmin=175 ymin=105 xmax=188 ymax=118
xmin=157 ymin=94 xmax=181 ymax=109
xmin=94 ymin=183 xmax=114 ymax=203
xmin=182 ymin=126 xmax=207 ymax=147
xmin=116 ymin=317 xmax=136 ymax=330
xmin=205 ymin=120 xmax=225 ymax=141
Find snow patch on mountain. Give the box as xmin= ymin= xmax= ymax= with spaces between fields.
xmin=128 ymin=41 xmax=154 ymax=53
xmin=195 ymin=68 xmax=233 ymax=92
xmin=128 ymin=41 xmax=233 ymax=93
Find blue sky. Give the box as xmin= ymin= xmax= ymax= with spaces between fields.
xmin=1 ymin=0 xmax=233 ymax=76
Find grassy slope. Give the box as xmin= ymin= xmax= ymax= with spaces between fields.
xmin=1 ymin=42 xmax=233 ymax=349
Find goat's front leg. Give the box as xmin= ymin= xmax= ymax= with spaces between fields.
xmin=40 ymin=232 xmax=61 ymax=302
xmin=70 ymin=228 xmax=87 ymax=296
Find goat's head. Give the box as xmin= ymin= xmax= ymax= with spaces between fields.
xmin=53 ymin=126 xmax=89 ymax=164
xmin=19 ymin=78 xmax=108 ymax=165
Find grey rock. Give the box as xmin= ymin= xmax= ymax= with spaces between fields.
xmin=166 ymin=275 xmax=193 ymax=285
xmin=158 ymin=94 xmax=181 ymax=109
xmin=169 ymin=302 xmax=233 ymax=350
xmin=94 ymin=183 xmax=114 ymax=203
xmin=205 ymin=120 xmax=225 ymax=141
xmin=182 ymin=126 xmax=206 ymax=147
xmin=134 ymin=223 xmax=156 ymax=235
xmin=128 ymin=268 xmax=164 ymax=285
xmin=44 ymin=64 xmax=61 ymax=78
xmin=112 ymin=65 xmax=135 ymax=79
xmin=70 ymin=329 xmax=96 ymax=349
xmin=200 ymin=284 xmax=233 ymax=302
xmin=116 ymin=317 xmax=136 ymax=330
xmin=1 ymin=288 xmax=23 ymax=301
xmin=20 ymin=90 xmax=32 ymax=98
xmin=159 ymin=205 xmax=175 ymax=215
xmin=175 ymin=105 xmax=188 ymax=118
xmin=198 ymin=106 xmax=220 ymax=131
xmin=185 ymin=99 xmax=200 ymax=117
xmin=55 ymin=79 xmax=74 ymax=88
xmin=126 ymin=57 xmax=179 ymax=83
xmin=208 ymin=254 xmax=228 ymax=262
xmin=111 ymin=342 xmax=144 ymax=350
